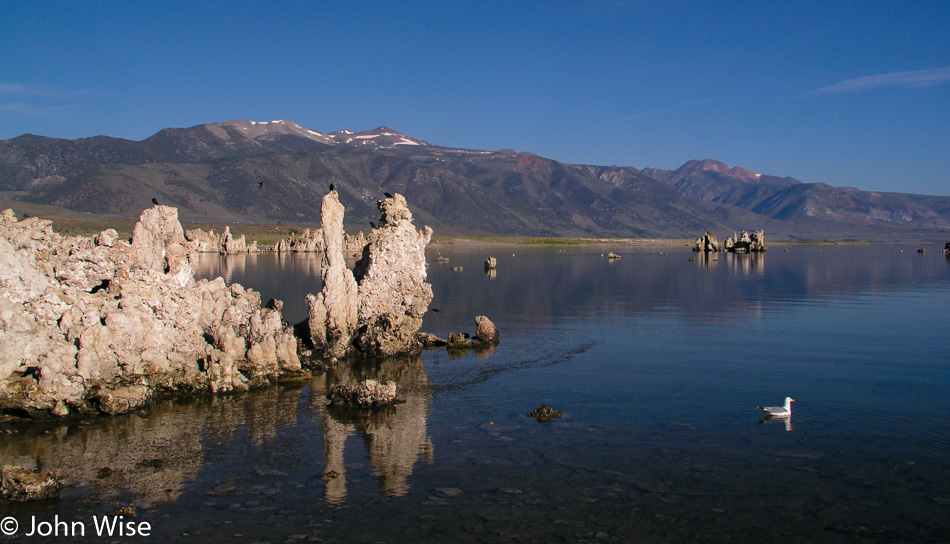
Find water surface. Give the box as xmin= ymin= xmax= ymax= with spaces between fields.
xmin=3 ymin=244 xmax=949 ymax=543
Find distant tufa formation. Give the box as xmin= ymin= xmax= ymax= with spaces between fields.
xmin=184 ymin=226 xmax=257 ymax=254
xmin=693 ymin=230 xmax=766 ymax=253
xmin=185 ymin=226 xmax=364 ymax=255
xmin=273 ymin=229 xmax=366 ymax=255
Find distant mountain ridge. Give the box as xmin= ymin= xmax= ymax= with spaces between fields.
xmin=1 ymin=119 xmax=948 ymax=240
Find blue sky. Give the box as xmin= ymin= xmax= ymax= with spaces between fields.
xmin=2 ymin=1 xmax=948 ymax=195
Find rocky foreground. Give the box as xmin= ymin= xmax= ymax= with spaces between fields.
xmin=0 ymin=191 xmax=460 ymax=418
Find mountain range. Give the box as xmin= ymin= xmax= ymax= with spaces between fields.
xmin=2 ymin=119 xmax=949 ymax=240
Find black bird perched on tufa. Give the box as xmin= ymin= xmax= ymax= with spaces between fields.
xmin=258 ymin=181 xmax=265 ymax=190
xmin=151 ymin=198 xmax=159 ymax=205
xmin=369 ymin=221 xmax=377 ymax=229
xmin=384 ymin=192 xmax=393 ymax=198
xmin=329 ymin=183 xmax=335 ymax=192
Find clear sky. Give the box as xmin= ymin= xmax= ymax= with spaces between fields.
xmin=2 ymin=1 xmax=948 ymax=195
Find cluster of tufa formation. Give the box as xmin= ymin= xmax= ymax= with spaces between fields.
xmin=0 ymin=207 xmax=301 ymax=417
xmin=184 ymin=226 xmax=257 ymax=254
xmin=693 ymin=230 xmax=766 ymax=253
xmin=692 ymin=231 xmax=722 ymax=252
xmin=273 ymin=228 xmax=366 ymax=254
xmin=2 ymin=192 xmax=493 ymax=419
xmin=725 ymin=230 xmax=766 ymax=252
xmin=306 ymin=192 xmax=434 ymax=359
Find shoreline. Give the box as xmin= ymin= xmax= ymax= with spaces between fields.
xmin=24 ymin=215 xmax=933 ymax=249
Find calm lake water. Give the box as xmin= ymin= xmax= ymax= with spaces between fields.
xmin=3 ymin=244 xmax=950 ymax=543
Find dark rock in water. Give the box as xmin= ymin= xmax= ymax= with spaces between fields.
xmin=110 ymin=504 xmax=137 ymax=517
xmin=138 ymin=458 xmax=166 ymax=470
xmin=327 ymin=379 xmax=397 ymax=407
xmin=526 ymin=404 xmax=563 ymax=422
xmin=447 ymin=332 xmax=472 ymax=348
xmin=1 ymin=465 xmax=61 ymax=501
xmin=417 ymin=332 xmax=448 ymax=348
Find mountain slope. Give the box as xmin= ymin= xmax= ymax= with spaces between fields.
xmin=640 ymin=158 xmax=950 ymax=233
xmin=2 ymin=121 xmax=949 ymax=239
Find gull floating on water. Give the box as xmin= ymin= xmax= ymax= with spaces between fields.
xmin=757 ymin=397 xmax=795 ymax=417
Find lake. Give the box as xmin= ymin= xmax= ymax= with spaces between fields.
xmin=3 ymin=244 xmax=949 ymax=543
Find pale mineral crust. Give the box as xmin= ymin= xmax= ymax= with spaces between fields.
xmin=306 ymin=192 xmax=434 ymax=359
xmin=306 ymin=190 xmax=359 ymax=359
xmin=0 ymin=206 xmax=301 ymax=417
xmin=352 ymin=194 xmax=433 ymax=357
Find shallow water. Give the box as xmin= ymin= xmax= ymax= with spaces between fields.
xmin=3 ymin=245 xmax=950 ymax=543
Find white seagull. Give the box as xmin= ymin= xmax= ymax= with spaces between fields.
xmin=757 ymin=397 xmax=795 ymax=417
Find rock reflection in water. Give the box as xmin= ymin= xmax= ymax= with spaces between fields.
xmin=694 ymin=250 xmax=765 ymax=275
xmin=316 ymin=356 xmax=433 ymax=504
xmin=0 ymin=405 xmax=204 ymax=507
xmin=0 ymin=357 xmax=433 ymax=510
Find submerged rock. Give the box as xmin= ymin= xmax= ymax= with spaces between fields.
xmin=1 ymin=465 xmax=61 ymax=501
xmin=526 ymin=404 xmax=563 ymax=422
xmin=327 ymin=379 xmax=397 ymax=407
xmin=417 ymin=332 xmax=448 ymax=348
xmin=447 ymin=332 xmax=471 ymax=348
